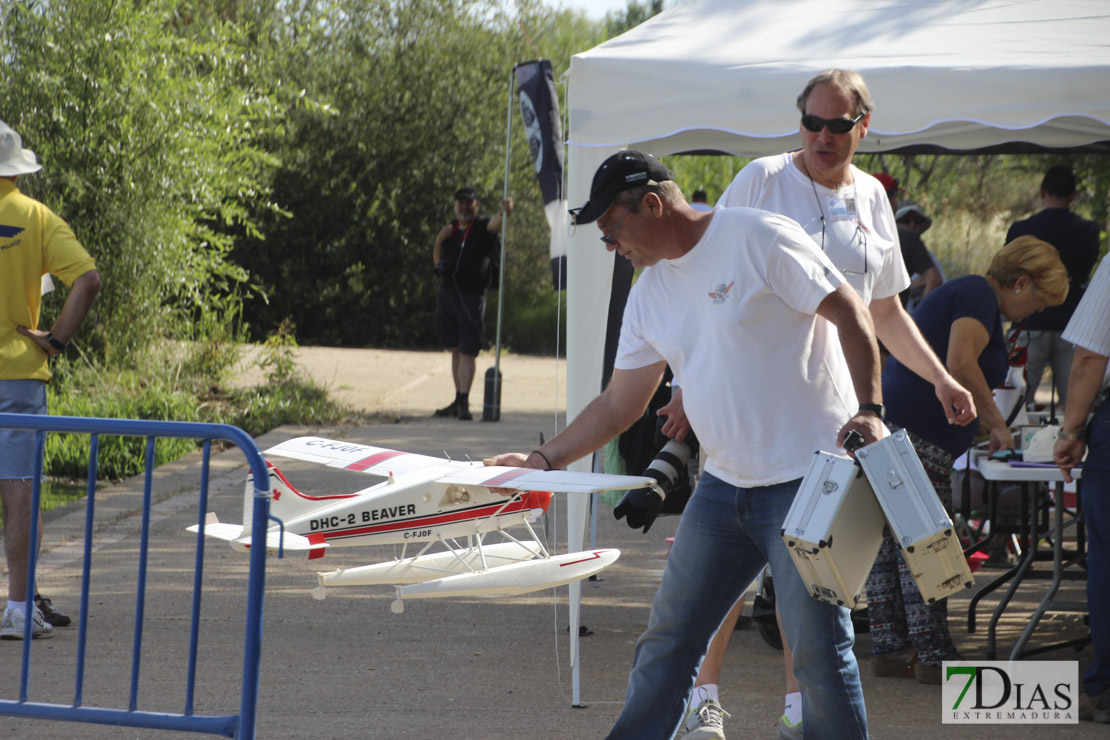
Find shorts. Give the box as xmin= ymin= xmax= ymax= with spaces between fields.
xmin=436 ymin=284 xmax=486 ymax=356
xmin=0 ymin=379 xmax=48 ymax=480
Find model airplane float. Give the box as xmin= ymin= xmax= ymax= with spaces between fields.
xmin=188 ymin=436 xmax=662 ymax=613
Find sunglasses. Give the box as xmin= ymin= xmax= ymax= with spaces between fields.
xmin=600 ymin=195 xmax=643 ymax=245
xmin=801 ymin=112 xmax=865 ymax=135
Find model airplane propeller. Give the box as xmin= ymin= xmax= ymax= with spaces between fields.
xmin=188 ymin=436 xmax=662 ymax=612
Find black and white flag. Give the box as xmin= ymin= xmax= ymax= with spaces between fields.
xmin=515 ymin=59 xmax=567 ymax=289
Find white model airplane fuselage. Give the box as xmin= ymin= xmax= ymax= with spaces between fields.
xmin=188 ymin=436 xmax=660 ymax=612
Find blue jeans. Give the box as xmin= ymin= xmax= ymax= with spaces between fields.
xmin=1083 ymin=400 xmax=1110 ymax=695
xmin=605 ymin=473 xmax=867 ymax=740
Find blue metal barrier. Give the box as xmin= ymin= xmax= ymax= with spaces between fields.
xmin=0 ymin=413 xmax=271 ymax=738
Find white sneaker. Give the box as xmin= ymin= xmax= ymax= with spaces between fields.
xmin=684 ymin=695 xmax=729 ymax=740
xmin=778 ymin=714 xmax=803 ymax=740
xmin=0 ymin=606 xmax=55 ymax=640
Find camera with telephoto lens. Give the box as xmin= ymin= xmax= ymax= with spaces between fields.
xmin=642 ymin=438 xmax=695 ymax=496
xmin=614 ymin=432 xmax=698 ymax=534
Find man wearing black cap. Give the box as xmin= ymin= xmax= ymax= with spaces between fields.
xmin=432 ymin=187 xmax=512 ymax=420
xmin=487 ymin=150 xmax=884 ymax=739
xmin=1006 ymin=165 xmax=1100 ymax=410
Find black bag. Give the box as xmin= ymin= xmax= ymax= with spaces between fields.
xmin=617 ymin=370 xmax=695 ymax=514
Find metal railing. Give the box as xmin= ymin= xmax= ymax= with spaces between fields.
xmin=0 ymin=413 xmax=271 ymax=738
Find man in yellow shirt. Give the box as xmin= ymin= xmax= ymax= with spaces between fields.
xmin=0 ymin=119 xmax=100 ymax=639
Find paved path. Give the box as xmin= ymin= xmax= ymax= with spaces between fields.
xmin=233 ymin=346 xmax=569 ymax=420
xmin=0 ymin=348 xmax=1098 ymax=739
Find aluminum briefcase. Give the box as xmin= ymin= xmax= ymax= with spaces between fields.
xmin=781 ymin=451 xmax=886 ymax=609
xmin=855 ymin=430 xmax=974 ymax=603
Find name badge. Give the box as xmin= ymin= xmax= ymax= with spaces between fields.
xmin=826 ymin=196 xmax=858 ymax=220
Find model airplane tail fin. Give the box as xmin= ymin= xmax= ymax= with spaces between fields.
xmin=250 ymin=460 xmax=361 ymax=531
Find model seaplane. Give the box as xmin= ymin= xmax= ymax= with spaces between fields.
xmin=188 ymin=436 xmax=661 ymax=613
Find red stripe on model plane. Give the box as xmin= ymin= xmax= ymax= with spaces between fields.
xmin=321 ymin=498 xmax=536 ymax=541
xmin=346 ymin=450 xmax=406 ymax=472
xmin=480 ymin=468 xmax=532 ymax=487
xmin=560 ymin=551 xmax=606 ymax=567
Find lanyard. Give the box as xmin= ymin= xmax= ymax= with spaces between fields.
xmin=458 ymin=220 xmax=475 ymax=250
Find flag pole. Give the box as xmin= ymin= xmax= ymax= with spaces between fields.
xmin=484 ymin=66 xmax=514 ymax=422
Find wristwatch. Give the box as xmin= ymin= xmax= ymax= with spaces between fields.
xmin=1058 ymin=429 xmax=1085 ymax=442
xmin=858 ymin=403 xmax=886 ymax=420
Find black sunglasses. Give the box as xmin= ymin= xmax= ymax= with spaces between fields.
xmin=600 ymin=195 xmax=643 ymax=245
xmin=801 ymin=112 xmax=865 ymax=135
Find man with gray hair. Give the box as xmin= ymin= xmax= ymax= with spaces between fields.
xmin=676 ymin=69 xmax=976 ymax=739
xmin=0 ymin=119 xmax=100 ymax=639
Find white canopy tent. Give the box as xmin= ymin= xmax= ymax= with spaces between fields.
xmin=559 ymin=0 xmax=1110 ymax=703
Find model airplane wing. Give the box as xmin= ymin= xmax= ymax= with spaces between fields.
xmin=265 ymin=436 xmax=447 ymax=476
xmin=438 ymin=466 xmax=660 ymax=495
xmin=266 ymin=436 xmax=663 ymax=496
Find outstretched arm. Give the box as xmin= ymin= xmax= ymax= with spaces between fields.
xmin=870 ymin=295 xmax=976 ymax=426
xmin=485 ymin=361 xmax=666 ymax=471
xmin=946 ymin=317 xmax=1011 ymax=453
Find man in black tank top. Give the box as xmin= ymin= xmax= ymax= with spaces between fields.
xmin=432 ymin=186 xmax=512 ymax=420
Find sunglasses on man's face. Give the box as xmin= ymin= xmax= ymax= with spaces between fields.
xmin=801 ymin=112 xmax=865 ymax=135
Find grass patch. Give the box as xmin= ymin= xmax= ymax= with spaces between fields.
xmin=8 ymin=323 xmax=351 ymax=526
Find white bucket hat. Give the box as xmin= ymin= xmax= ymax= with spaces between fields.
xmin=0 ymin=120 xmax=43 ymax=177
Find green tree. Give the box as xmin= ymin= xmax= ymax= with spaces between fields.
xmin=1 ymin=0 xmax=280 ymax=367
xmin=232 ymin=0 xmax=594 ymax=350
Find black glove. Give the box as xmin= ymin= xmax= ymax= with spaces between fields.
xmin=614 ymin=487 xmax=664 ymax=533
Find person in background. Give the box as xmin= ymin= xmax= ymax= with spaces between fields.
xmin=1006 ymin=165 xmax=1100 ymax=410
xmin=432 ymin=186 xmax=512 ymax=421
xmin=690 ymin=189 xmax=713 ymax=212
xmin=1054 ymin=251 xmax=1110 ymax=724
xmin=870 ymin=236 xmax=1067 ymax=683
xmin=872 ymin=175 xmax=942 ymax=309
xmin=0 ymin=119 xmax=101 ymax=639
xmin=894 ymin=199 xmax=944 ymax=309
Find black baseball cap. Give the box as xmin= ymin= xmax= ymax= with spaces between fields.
xmin=570 ymin=150 xmax=673 ymax=225
xmin=454 ymin=186 xmax=478 ymax=201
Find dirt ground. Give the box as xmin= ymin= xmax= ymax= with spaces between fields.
xmin=0 ymin=346 xmax=1097 ymax=739
xmin=233 ymin=345 xmax=568 ymax=421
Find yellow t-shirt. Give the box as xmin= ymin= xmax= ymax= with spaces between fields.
xmin=0 ymin=178 xmax=96 ymax=381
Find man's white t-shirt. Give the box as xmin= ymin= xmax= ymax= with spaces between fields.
xmin=1063 ymin=252 xmax=1110 ymax=388
xmin=614 ymin=207 xmax=857 ymax=488
xmin=719 ymin=153 xmax=908 ymax=305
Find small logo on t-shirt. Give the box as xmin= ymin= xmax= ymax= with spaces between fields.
xmin=708 ymin=281 xmax=735 ymax=304
xmin=0 ymin=224 xmax=26 ymax=239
